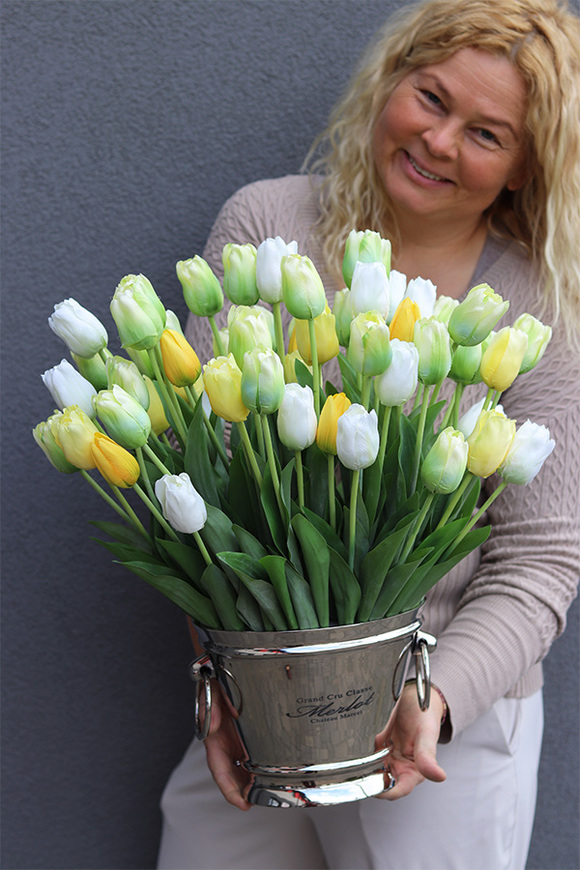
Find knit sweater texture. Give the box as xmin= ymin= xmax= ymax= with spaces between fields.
xmin=186 ymin=174 xmax=580 ymax=739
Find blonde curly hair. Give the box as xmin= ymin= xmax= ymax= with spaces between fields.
xmin=304 ymin=0 xmax=580 ymax=344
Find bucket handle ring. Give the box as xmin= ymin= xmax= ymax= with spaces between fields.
xmin=392 ymin=629 xmax=437 ymax=711
xmin=189 ymin=654 xmax=215 ymax=740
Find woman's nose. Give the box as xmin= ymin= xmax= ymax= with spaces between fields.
xmin=422 ymin=120 xmax=461 ymax=159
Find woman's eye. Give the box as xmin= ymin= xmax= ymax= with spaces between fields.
xmin=422 ymin=90 xmax=441 ymax=106
xmin=478 ymin=128 xmax=498 ymax=144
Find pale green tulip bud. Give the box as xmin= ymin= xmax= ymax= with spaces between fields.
xmin=342 ymin=229 xmax=389 ymax=288
xmin=421 ymin=427 xmax=468 ymax=493
xmin=332 ymin=288 xmax=353 ymax=347
xmin=512 ymin=314 xmax=552 ymax=374
xmin=222 ymin=243 xmax=259 ymax=305
xmin=241 ymin=347 xmax=285 ymax=415
xmin=336 ymin=404 xmax=380 ymax=471
xmin=281 ymin=254 xmax=326 ymax=320
xmin=155 ymin=472 xmax=207 ymax=534
xmin=448 ymin=283 xmax=509 ymax=346
xmin=71 ymin=351 xmax=109 ymax=391
xmin=413 ymin=318 xmax=452 ymax=385
xmin=467 ymin=409 xmax=516 ymax=478
xmin=277 ymin=384 xmax=317 ymax=450
xmin=498 ymin=419 xmax=555 ymax=485
xmin=228 ymin=305 xmax=273 ymax=369
xmin=480 ymin=327 xmax=528 ymax=392
xmin=256 ymin=236 xmax=298 ymax=304
xmin=42 ymin=358 xmax=97 ymax=418
xmin=110 ymin=274 xmax=166 ymax=351
xmin=405 ymin=277 xmax=436 ymax=319
xmin=350 ymin=261 xmax=390 ymax=320
xmin=94 ymin=384 xmax=152 ymax=449
xmin=48 ymin=298 xmax=108 ymax=358
xmin=449 ymin=342 xmax=483 ymax=385
xmin=107 ymin=355 xmax=150 ymax=410
xmin=387 ymin=270 xmax=407 ymax=323
xmin=374 ymin=338 xmax=419 ymax=406
xmin=347 ymin=311 xmax=392 ymax=377
xmin=33 ymin=414 xmax=78 ymax=473
xmin=433 ymin=295 xmax=459 ymax=325
xmin=177 ymin=255 xmax=223 ymax=317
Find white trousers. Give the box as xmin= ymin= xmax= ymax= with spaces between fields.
xmin=157 ymin=691 xmax=543 ymax=870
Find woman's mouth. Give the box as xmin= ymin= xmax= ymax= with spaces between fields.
xmin=407 ymin=153 xmax=450 ymax=183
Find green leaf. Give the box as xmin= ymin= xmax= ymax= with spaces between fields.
xmin=294 ymin=359 xmax=314 ymax=390
xmin=155 ymin=538 xmax=207 ymax=592
xmin=260 ymin=462 xmax=288 ymax=555
xmin=398 ymin=414 xmax=416 ymax=498
xmin=292 ymin=513 xmax=330 ymax=627
xmin=236 ymin=585 xmax=265 ymax=631
xmin=217 ymin=551 xmax=288 ymax=631
xmin=121 ymin=560 xmax=220 ymax=627
xmin=371 ymin=549 xmax=432 ymax=619
xmin=303 ymin=443 xmax=329 ymax=519
xmin=261 ymin=555 xmax=299 ymax=629
xmin=227 ymin=447 xmax=265 ymax=536
xmin=93 ymin=537 xmax=160 ymax=564
xmin=356 ymin=516 xmax=416 ymax=622
xmin=328 ymin=548 xmax=361 ymax=625
xmin=90 ymin=520 xmax=152 ymax=551
xmin=183 ymin=399 xmax=226 ymax=508
xmin=301 ymin=506 xmax=348 ymax=561
xmin=285 ymin=563 xmax=320 ymax=629
xmin=232 ymin=525 xmax=268 ymax=560
xmin=200 ymin=564 xmax=245 ymax=630
xmin=337 ymin=354 xmax=361 ymax=404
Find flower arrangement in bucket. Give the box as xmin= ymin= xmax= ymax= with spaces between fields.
xmin=34 ymin=229 xmax=555 ymax=806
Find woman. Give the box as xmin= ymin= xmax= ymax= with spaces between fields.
xmin=158 ymin=1 xmax=580 ymax=867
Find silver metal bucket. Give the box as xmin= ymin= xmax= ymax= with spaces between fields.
xmin=190 ymin=609 xmax=436 ymax=807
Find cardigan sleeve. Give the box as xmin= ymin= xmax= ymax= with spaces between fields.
xmin=430 ymin=281 xmax=580 ymax=738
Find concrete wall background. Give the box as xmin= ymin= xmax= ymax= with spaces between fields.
xmin=2 ymin=1 xmax=578 ymax=867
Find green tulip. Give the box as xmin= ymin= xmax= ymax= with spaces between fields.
xmin=281 ymin=254 xmax=326 ymax=320
xmin=110 ymin=274 xmax=166 ymax=351
xmin=222 ymin=243 xmax=259 ymax=305
xmin=177 ymin=256 xmax=223 ymax=317
xmin=107 ymin=355 xmax=150 ymax=410
xmin=94 ymin=385 xmax=152 ymax=449
xmin=448 ymin=283 xmax=509 ymax=346
xmin=228 ymin=305 xmax=273 ymax=369
xmin=347 ymin=311 xmax=392 ymax=377
xmin=512 ymin=314 xmax=552 ymax=374
xmin=241 ymin=348 xmax=285 ymax=415
xmin=33 ymin=414 xmax=78 ymax=473
xmin=413 ymin=317 xmax=452 ymax=385
xmin=421 ymin=427 xmax=468 ymax=493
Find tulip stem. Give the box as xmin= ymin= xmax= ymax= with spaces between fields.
xmin=111 ymin=485 xmax=152 ymax=537
xmin=236 ymin=421 xmax=263 ymax=488
xmin=253 ymin=412 xmax=266 ymax=458
xmin=491 ymin=390 xmax=503 ymax=409
xmin=133 ymin=483 xmax=181 ymax=542
xmin=193 ymin=531 xmax=213 ymax=567
xmin=377 ymin=405 xmax=392 ymax=478
xmin=135 ymin=446 xmax=157 ymax=503
xmin=295 ymin=450 xmax=305 ymax=511
xmin=142 ymin=443 xmax=172 ymax=477
xmin=80 ymin=470 xmax=149 ymax=539
xmin=361 ymin=377 xmax=372 ymax=411
xmin=482 ymin=387 xmax=495 ymax=411
xmin=440 ymin=383 xmax=464 ymax=431
xmin=409 ymin=385 xmax=432 ymax=495
xmin=208 ymin=315 xmax=226 ymax=356
xmin=327 ymin=455 xmax=336 ymax=531
xmin=434 ymin=472 xmax=474 ymax=531
xmin=272 ymin=302 xmax=285 ymax=359
xmin=188 ymin=389 xmax=229 ymax=468
xmin=445 ymin=480 xmax=508 ymax=558
xmin=261 ymin=415 xmax=284 ymax=514
xmin=348 ymin=469 xmax=361 ymax=571
xmin=148 ymin=347 xmax=188 ymax=443
xmin=308 ymin=319 xmax=321 ymax=417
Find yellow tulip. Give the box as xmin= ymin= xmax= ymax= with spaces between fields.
xmin=283 ymin=349 xmax=310 ymax=384
xmin=295 ymin=303 xmax=340 ymax=365
xmin=203 ymin=354 xmax=250 ymax=423
xmin=480 ymin=327 xmax=528 ymax=392
xmin=159 ymin=329 xmax=202 ymax=387
xmin=316 ymin=392 xmax=352 ymax=455
xmin=144 ymin=376 xmax=170 ymax=436
xmin=91 ymin=432 xmax=141 ymax=488
xmin=388 ymin=297 xmax=421 ymax=342
xmin=287 ymin=321 xmax=298 ymax=354
xmin=50 ymin=405 xmax=99 ymax=469
xmin=467 ymin=409 xmax=516 ymax=478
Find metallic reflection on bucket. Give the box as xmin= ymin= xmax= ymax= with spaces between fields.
xmin=191 ymin=608 xmax=436 ymax=807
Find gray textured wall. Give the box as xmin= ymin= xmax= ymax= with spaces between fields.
xmin=2 ymin=1 xmax=578 ymax=868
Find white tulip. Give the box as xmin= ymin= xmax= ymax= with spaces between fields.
xmin=457 ymin=397 xmax=505 ymax=438
xmin=336 ymin=404 xmax=380 ymax=471
xmin=498 ymin=420 xmax=555 ymax=485
xmin=386 ymin=270 xmax=407 ymax=323
xmin=277 ymin=384 xmax=317 ymax=451
xmin=155 ymin=472 xmax=207 ymax=534
xmin=256 ymin=236 xmax=298 ymax=304
xmin=405 ymin=276 xmax=437 ymax=319
xmin=374 ymin=339 xmax=419 ymax=407
xmin=41 ymin=358 xmax=97 ymax=418
xmin=350 ymin=261 xmax=390 ymax=320
xmin=48 ymin=298 xmax=108 ymax=358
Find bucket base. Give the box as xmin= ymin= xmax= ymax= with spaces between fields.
xmin=246 ymin=763 xmax=394 ymax=808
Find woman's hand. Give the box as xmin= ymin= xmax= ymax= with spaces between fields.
xmin=375 ymin=682 xmax=447 ymax=800
xmin=202 ymin=681 xmax=253 ymax=811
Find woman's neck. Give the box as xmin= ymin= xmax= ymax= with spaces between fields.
xmin=392 ymin=218 xmax=488 ymax=299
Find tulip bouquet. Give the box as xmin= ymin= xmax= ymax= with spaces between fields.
xmin=34 ymin=230 xmax=555 ymax=632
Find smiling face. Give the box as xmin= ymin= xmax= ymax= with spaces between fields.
xmin=372 ymin=48 xmax=529 ymax=234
